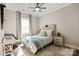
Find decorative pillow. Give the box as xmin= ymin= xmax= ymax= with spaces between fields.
xmin=39 ymin=30 xmax=47 ymax=36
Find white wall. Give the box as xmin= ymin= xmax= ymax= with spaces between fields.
xmin=4 ymin=9 xmax=39 ymax=37
xmin=32 ymin=16 xmax=39 ymax=35
xmin=39 ymin=4 xmax=79 ymax=48
xmin=0 ymin=8 xmax=1 ymax=29
xmin=4 ymin=9 xmax=17 ymax=36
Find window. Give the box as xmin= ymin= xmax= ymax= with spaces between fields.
xmin=21 ymin=14 xmax=29 ymax=36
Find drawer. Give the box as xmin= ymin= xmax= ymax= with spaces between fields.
xmin=55 ymin=40 xmax=63 ymax=43
xmin=55 ymin=42 xmax=63 ymax=46
xmin=55 ymin=42 xmax=60 ymax=44
xmin=54 ymin=40 xmax=63 ymax=44
xmin=55 ymin=39 xmax=63 ymax=42
xmin=54 ymin=39 xmax=59 ymax=41
xmin=54 ymin=39 xmax=60 ymax=42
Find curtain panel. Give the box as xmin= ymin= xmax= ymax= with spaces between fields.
xmin=16 ymin=11 xmax=21 ymax=40
xmin=29 ymin=14 xmax=33 ymax=35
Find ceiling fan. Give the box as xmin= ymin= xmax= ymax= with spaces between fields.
xmin=29 ymin=3 xmax=46 ymax=12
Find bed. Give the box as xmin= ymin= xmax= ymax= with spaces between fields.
xmin=21 ymin=24 xmax=56 ymax=54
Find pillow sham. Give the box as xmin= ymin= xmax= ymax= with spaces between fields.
xmin=41 ymin=30 xmax=52 ymax=37
xmin=46 ymin=30 xmax=52 ymax=37
xmin=39 ymin=30 xmax=47 ymax=36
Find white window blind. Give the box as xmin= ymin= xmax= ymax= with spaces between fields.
xmin=21 ymin=14 xmax=29 ymax=36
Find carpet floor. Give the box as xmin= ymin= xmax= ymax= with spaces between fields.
xmin=16 ymin=44 xmax=74 ymax=56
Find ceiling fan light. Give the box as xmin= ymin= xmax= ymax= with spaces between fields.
xmin=35 ymin=7 xmax=40 ymax=11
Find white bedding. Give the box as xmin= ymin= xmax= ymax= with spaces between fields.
xmin=22 ymin=35 xmax=53 ymax=54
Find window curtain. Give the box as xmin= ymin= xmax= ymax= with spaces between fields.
xmin=16 ymin=12 xmax=33 ymax=40
xmin=16 ymin=11 xmax=21 ymax=40
xmin=29 ymin=14 xmax=33 ymax=35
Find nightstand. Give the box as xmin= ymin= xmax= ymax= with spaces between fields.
xmin=54 ymin=36 xmax=64 ymax=46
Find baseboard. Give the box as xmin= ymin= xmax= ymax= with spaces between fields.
xmin=64 ymin=44 xmax=79 ymax=50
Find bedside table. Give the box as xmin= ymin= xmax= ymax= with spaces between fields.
xmin=54 ymin=36 xmax=64 ymax=46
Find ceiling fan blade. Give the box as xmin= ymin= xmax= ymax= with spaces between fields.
xmin=38 ymin=3 xmax=44 ymax=7
xmin=34 ymin=3 xmax=39 ymax=6
xmin=40 ymin=7 xmax=46 ymax=9
xmin=28 ymin=7 xmax=35 ymax=9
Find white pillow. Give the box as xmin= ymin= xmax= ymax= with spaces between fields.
xmin=39 ymin=30 xmax=47 ymax=36
xmin=45 ymin=30 xmax=52 ymax=37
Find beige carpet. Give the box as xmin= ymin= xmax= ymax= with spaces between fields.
xmin=14 ymin=44 xmax=74 ymax=56
xmin=35 ymin=45 xmax=74 ymax=56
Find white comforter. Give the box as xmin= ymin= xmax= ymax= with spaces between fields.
xmin=22 ymin=35 xmax=53 ymax=54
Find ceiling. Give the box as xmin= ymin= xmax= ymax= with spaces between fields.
xmin=5 ymin=3 xmax=71 ymax=17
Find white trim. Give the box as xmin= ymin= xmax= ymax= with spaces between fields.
xmin=65 ymin=44 xmax=79 ymax=50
